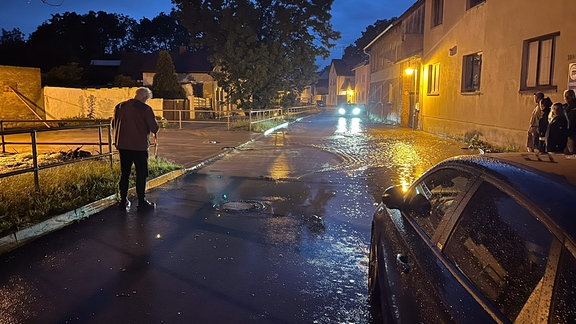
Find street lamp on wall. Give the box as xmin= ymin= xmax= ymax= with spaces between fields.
xmin=346 ymin=89 xmax=354 ymax=103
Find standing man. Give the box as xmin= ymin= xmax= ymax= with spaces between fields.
xmin=112 ymin=87 xmax=159 ymax=211
xmin=564 ymin=89 xmax=576 ymax=154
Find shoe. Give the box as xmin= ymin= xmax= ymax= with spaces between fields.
xmin=137 ymin=200 xmax=156 ymax=211
xmin=118 ymin=199 xmax=131 ymax=212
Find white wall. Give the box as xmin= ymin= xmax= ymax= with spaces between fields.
xmin=43 ymin=87 xmax=163 ymax=120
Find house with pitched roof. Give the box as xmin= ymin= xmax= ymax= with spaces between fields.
xmin=327 ymin=59 xmax=355 ymax=106
xmin=119 ymin=48 xmax=226 ymax=110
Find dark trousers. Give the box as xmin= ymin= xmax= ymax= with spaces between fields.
xmin=119 ymin=149 xmax=149 ymax=202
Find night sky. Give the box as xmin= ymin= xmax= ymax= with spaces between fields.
xmin=0 ymin=0 xmax=416 ymax=68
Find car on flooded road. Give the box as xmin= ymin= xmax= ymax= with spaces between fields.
xmin=337 ymin=103 xmax=366 ymax=117
xmin=368 ymin=152 xmax=576 ymax=323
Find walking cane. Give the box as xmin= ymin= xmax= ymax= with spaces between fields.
xmin=154 ymin=131 xmax=159 ymax=158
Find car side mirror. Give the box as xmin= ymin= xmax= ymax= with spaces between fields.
xmin=407 ymin=193 xmax=431 ymax=218
xmin=381 ymin=185 xmax=405 ymax=209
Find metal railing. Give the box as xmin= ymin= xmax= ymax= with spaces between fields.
xmin=248 ymin=105 xmax=318 ymax=131
xmin=154 ymin=105 xmax=318 ymax=131
xmin=153 ymin=109 xmax=244 ymax=130
xmin=248 ymin=108 xmax=284 ymax=131
xmin=285 ymin=105 xmax=318 ymax=117
xmin=0 ymin=123 xmax=114 ymax=192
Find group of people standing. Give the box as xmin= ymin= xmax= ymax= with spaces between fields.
xmin=527 ymin=89 xmax=576 ymax=154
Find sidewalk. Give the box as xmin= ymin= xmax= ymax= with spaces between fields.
xmin=154 ymin=124 xmax=256 ymax=168
xmin=0 ymin=123 xmax=258 ymax=254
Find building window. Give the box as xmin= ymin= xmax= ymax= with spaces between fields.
xmin=432 ymin=0 xmax=443 ymax=27
xmin=406 ymin=168 xmax=474 ymax=238
xmin=521 ymin=33 xmax=558 ymax=91
xmin=462 ymin=53 xmax=482 ymax=93
xmin=444 ymin=181 xmax=553 ymax=321
xmin=467 ymin=0 xmax=485 ymax=10
xmin=550 ymin=248 xmax=576 ymax=323
xmin=427 ymin=63 xmax=440 ymax=95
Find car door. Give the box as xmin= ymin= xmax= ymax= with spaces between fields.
xmin=550 ymin=245 xmax=576 ymax=323
xmin=440 ymin=179 xmax=560 ymax=322
xmin=372 ymin=166 xmax=494 ymax=322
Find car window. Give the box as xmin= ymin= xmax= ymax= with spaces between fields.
xmin=405 ymin=168 xmax=473 ymax=238
xmin=550 ymin=247 xmax=576 ymax=323
xmin=443 ymin=181 xmax=553 ymax=322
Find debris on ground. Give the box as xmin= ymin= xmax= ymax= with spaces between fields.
xmin=0 ymin=147 xmax=93 ymax=174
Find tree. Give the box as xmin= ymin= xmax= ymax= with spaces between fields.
xmin=0 ymin=28 xmax=27 ymax=66
xmin=126 ymin=12 xmax=191 ymax=53
xmin=113 ymin=75 xmax=139 ymax=87
xmin=43 ymin=62 xmax=84 ymax=87
xmin=152 ymin=50 xmax=186 ymax=99
xmin=26 ymin=11 xmax=136 ymax=71
xmin=173 ymin=0 xmax=340 ymax=109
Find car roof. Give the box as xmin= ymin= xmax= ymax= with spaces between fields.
xmin=438 ymin=153 xmax=576 ymax=242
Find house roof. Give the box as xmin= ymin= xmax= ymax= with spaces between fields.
xmin=315 ymin=78 xmax=328 ymax=88
xmin=364 ymin=0 xmax=424 ymax=51
xmin=119 ymin=50 xmax=214 ymax=80
xmin=331 ymin=59 xmax=354 ymax=77
xmin=352 ymin=60 xmax=369 ymax=71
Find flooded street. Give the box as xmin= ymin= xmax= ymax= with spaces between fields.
xmin=188 ymin=113 xmax=472 ymax=323
xmin=0 ymin=113 xmax=472 ymax=323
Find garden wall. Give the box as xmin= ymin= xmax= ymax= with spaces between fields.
xmin=0 ymin=65 xmax=43 ymax=120
xmin=43 ymin=87 xmax=164 ymax=119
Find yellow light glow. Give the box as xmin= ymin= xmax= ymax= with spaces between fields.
xmin=268 ymin=152 xmax=290 ymax=180
xmin=405 ymin=68 xmax=415 ymax=75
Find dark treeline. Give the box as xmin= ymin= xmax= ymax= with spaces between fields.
xmin=0 ymin=11 xmax=190 ymax=86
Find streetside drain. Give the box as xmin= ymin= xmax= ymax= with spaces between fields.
xmin=221 ymin=200 xmax=266 ymax=212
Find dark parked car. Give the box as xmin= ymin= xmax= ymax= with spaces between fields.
xmin=369 ymin=152 xmax=576 ymax=323
xmin=337 ymin=103 xmax=366 ymax=116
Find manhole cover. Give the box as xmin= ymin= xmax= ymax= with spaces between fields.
xmin=221 ymin=200 xmax=266 ymax=212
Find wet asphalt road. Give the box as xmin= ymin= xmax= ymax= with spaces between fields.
xmin=0 ymin=113 xmax=472 ymax=323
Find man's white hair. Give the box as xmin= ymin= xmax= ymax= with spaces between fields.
xmin=135 ymin=87 xmax=153 ymax=100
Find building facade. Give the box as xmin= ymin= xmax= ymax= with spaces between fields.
xmin=364 ymin=0 xmax=425 ymax=127
xmin=353 ymin=61 xmax=370 ymax=105
xmin=419 ymin=0 xmax=576 ymax=147
xmin=363 ymin=0 xmax=576 ymax=148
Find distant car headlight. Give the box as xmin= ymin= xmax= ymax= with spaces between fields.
xmin=338 ymin=108 xmax=346 ymax=115
xmin=352 ymin=107 xmax=361 ymax=115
